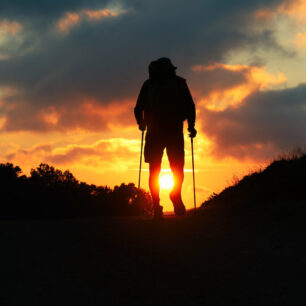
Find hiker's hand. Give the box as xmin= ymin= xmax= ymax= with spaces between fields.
xmin=138 ymin=122 xmax=146 ymax=131
xmin=188 ymin=127 xmax=197 ymax=138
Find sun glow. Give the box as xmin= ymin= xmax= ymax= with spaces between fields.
xmin=159 ymin=173 xmax=174 ymax=190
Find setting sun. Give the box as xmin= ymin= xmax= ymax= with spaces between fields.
xmin=159 ymin=173 xmax=174 ymax=190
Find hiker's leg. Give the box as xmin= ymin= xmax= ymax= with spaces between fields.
xmin=167 ymin=132 xmax=185 ymax=199
xmin=169 ymin=162 xmax=184 ymax=200
xmin=144 ymin=131 xmax=165 ymax=218
xmin=149 ymin=161 xmax=162 ymax=206
xmin=144 ymin=131 xmax=164 ymax=208
xmin=167 ymin=132 xmax=186 ymax=215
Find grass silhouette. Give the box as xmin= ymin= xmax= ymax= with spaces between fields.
xmin=201 ymin=151 xmax=306 ymax=216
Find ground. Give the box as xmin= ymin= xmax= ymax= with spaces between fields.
xmin=1 ymin=210 xmax=306 ymax=306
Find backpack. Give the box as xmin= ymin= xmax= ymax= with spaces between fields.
xmin=145 ymin=60 xmax=188 ymax=126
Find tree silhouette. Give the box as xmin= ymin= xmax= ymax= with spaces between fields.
xmin=0 ymin=163 xmax=152 ymax=219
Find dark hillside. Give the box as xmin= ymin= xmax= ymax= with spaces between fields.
xmin=201 ymin=154 xmax=306 ymax=213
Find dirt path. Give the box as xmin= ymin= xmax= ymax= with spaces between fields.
xmin=1 ymin=212 xmax=306 ymax=305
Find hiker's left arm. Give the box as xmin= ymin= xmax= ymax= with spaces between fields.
xmin=184 ymin=81 xmax=196 ymax=132
xmin=134 ymin=81 xmax=148 ymax=130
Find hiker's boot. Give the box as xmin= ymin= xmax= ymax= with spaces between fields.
xmin=170 ymin=192 xmax=186 ymax=216
xmin=153 ymin=202 xmax=163 ymax=219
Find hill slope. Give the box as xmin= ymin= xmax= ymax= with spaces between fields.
xmin=201 ymin=154 xmax=306 ymax=213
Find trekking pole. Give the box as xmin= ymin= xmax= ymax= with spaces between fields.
xmin=191 ymin=137 xmax=196 ymax=214
xmin=138 ymin=130 xmax=144 ymax=189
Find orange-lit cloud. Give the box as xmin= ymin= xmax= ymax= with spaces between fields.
xmin=5 ymin=138 xmax=139 ymax=169
xmin=279 ymin=0 xmax=306 ymax=23
xmin=57 ymin=8 xmax=120 ymax=33
xmin=57 ymin=13 xmax=80 ymax=33
xmin=191 ymin=63 xmax=287 ymax=110
xmin=293 ymin=31 xmax=306 ymax=48
xmin=253 ymin=9 xmax=277 ymax=20
xmin=2 ymin=98 xmax=135 ymax=133
xmin=2 ymin=136 xmax=144 ymax=189
xmin=200 ymin=83 xmax=306 ymax=161
xmin=253 ymin=0 xmax=306 ymax=23
xmin=83 ymin=9 xmax=118 ymax=20
xmin=74 ymin=100 xmax=135 ymax=131
xmin=40 ymin=107 xmax=60 ymax=127
xmin=49 ymin=138 xmax=138 ymax=165
xmin=5 ymin=144 xmax=53 ymax=168
xmin=0 ymin=19 xmax=21 ymax=36
xmin=0 ymin=117 xmax=6 ymax=130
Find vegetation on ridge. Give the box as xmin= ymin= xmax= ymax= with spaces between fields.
xmin=201 ymin=152 xmax=306 ymax=213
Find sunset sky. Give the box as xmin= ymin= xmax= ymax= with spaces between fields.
xmin=1 ymin=0 xmax=306 ymax=211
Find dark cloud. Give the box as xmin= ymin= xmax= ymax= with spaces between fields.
xmin=0 ymin=1 xmax=112 ymax=20
xmin=0 ymin=0 xmax=291 ymax=132
xmin=201 ymin=83 xmax=306 ymax=160
xmin=189 ymin=65 xmax=249 ymax=97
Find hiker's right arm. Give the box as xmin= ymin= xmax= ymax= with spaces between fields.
xmin=134 ymin=81 xmax=148 ymax=131
xmin=181 ymin=80 xmax=197 ymax=137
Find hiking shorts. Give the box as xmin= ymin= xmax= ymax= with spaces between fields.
xmin=144 ymin=130 xmax=184 ymax=167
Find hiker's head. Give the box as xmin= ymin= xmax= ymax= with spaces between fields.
xmin=149 ymin=57 xmax=177 ymax=79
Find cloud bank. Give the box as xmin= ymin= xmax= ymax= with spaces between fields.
xmin=1 ymin=0 xmax=305 ymax=161
xmin=201 ymin=83 xmax=306 ymax=160
xmin=0 ymin=0 xmax=288 ymax=129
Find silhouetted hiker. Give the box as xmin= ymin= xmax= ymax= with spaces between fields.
xmin=135 ymin=57 xmax=197 ymax=218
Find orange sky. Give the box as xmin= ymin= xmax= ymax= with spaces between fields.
xmin=1 ymin=0 xmax=306 ymax=212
